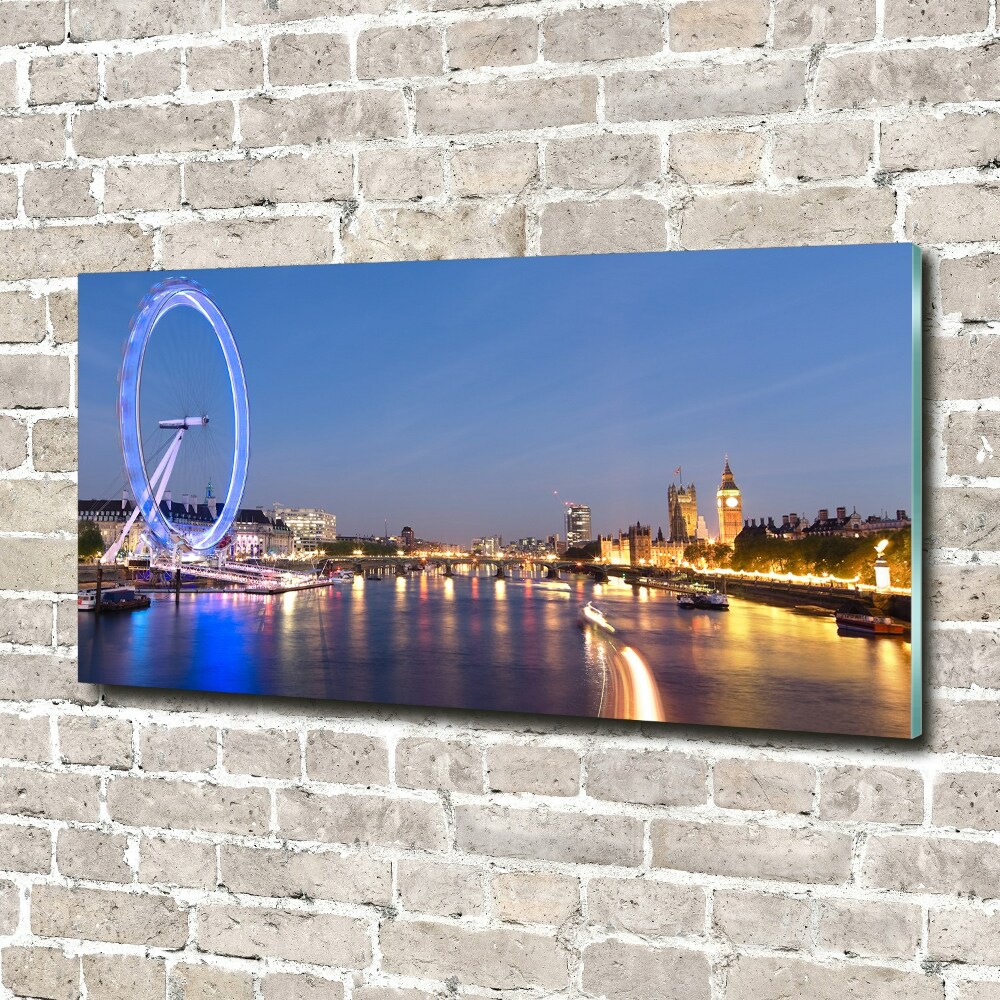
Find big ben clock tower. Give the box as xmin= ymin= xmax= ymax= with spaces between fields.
xmin=716 ymin=457 xmax=742 ymax=545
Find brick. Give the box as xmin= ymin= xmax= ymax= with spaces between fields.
xmin=104 ymin=163 xmax=181 ymax=213
xmin=726 ymin=955 xmax=943 ymax=1000
xmin=678 ymin=186 xmax=895 ymax=250
xmin=105 ymin=49 xmax=181 ymax=100
xmin=229 ymin=0 xmax=391 ymax=22
xmin=931 ymin=487 xmax=1000 ymax=549
xmin=909 ymin=184 xmax=1000 ymax=244
xmin=933 ymin=697 xmax=1000 ymax=754
xmin=944 ymin=406 xmax=1000 ymax=477
xmin=817 ymin=45 xmax=1000 ymax=110
xmin=343 ymin=204 xmax=524 ymax=262
xmin=582 ymin=939 xmax=710 ymax=1000
xmin=24 ymin=168 xmax=96 ymax=219
xmin=954 ymin=985 xmax=1000 ymax=1000
xmin=47 ymin=291 xmax=76 ymax=345
xmin=416 ymin=77 xmax=596 ymax=134
xmin=353 ymin=989 xmax=431 ymax=1000
xmin=587 ymin=749 xmax=707 ymax=806
xmin=606 ymin=60 xmax=806 ymax=123
xmin=714 ymin=758 xmax=814 ymax=813
xmin=941 ymin=255 xmax=1000 ymax=321
xmin=545 ymin=7 xmax=663 ymax=62
xmin=0 ymin=173 xmax=15 ymax=217
xmin=241 ymin=91 xmax=406 ymax=146
xmin=0 ymin=225 xmax=153 ymax=282
xmin=714 ymin=889 xmax=810 ymax=949
xmin=934 ymin=771 xmax=1000 ymax=832
xmin=0 ymin=113 xmax=66 ymax=164
xmin=170 ymin=964 xmax=254 ymax=1000
xmin=0 ymin=769 xmax=98 ymax=822
xmin=187 ymin=41 xmax=262 ymax=91
xmin=0 ymin=291 xmax=46 ymax=344
xmin=304 ymin=732 xmax=387 ymax=785
xmin=773 ymin=0 xmax=875 ymax=45
xmin=33 ymin=418 xmax=76 ymax=473
xmin=487 ymin=744 xmax=579 ymax=795
xmin=83 ymin=954 xmax=166 ymax=1000
xmin=819 ymin=765 xmax=923 ymax=824
xmin=162 ymin=216 xmax=331 ymax=269
xmin=456 ymin=803 xmax=643 ymax=865
xmin=928 ymin=627 xmax=1000 ymax=687
xmin=141 ymin=724 xmax=216 ymax=773
xmin=74 ymin=103 xmax=234 ymax=157
xmin=57 ymin=829 xmax=131 ymax=884
xmin=932 ymin=335 xmax=1000 ymax=403
xmin=0 ymin=712 xmax=51 ymax=760
xmin=492 ymin=871 xmax=578 ymax=925
xmin=358 ymin=25 xmax=442 ymax=78
xmin=220 ymin=843 xmax=391 ymax=905
xmin=817 ymin=897 xmax=922 ymax=960
xmin=929 ymin=906 xmax=1000 ymax=964
xmin=54 ymin=600 xmax=74 ymax=647
xmin=399 ymin=858 xmax=483 ymax=917
xmin=652 ymin=820 xmax=852 ymax=884
xmin=448 ymin=18 xmax=536 ymax=69
xmin=589 ymin=877 xmax=704 ymax=937
xmin=185 ymin=153 xmax=352 ymax=209
xmin=278 ymin=789 xmax=447 ymax=850
xmin=547 ymin=133 xmax=660 ymax=189
xmin=59 ymin=715 xmax=132 ymax=768
xmin=138 ymin=836 xmax=216 ymax=890
xmin=268 ymin=33 xmax=350 ymax=86
xmin=0 ymin=881 xmax=19 ymax=935
xmin=0 ymin=62 xmax=16 ymax=109
xmin=540 ymin=198 xmax=666 ymax=255
xmin=0 ymin=417 xmax=28 ymax=471
xmin=670 ymin=0 xmax=767 ymax=51
xmin=0 ymin=653 xmax=95 ymax=703
xmin=107 ymin=776 xmax=271 ymax=836
xmin=395 ymin=737 xmax=483 ymax=792
xmin=451 ymin=143 xmax=537 ymax=196
xmin=885 ymin=0 xmax=988 ymax=38
xmin=262 ymin=974 xmax=344 ymax=1000
xmin=0 ymin=2 xmax=63 ymax=45
xmin=0 ymin=538 xmax=75 ymax=591
xmin=2 ymin=947 xmax=79 ymax=1000
xmin=929 ymin=565 xmax=1000 ymax=622
xmin=359 ymin=148 xmax=444 ymax=201
xmin=772 ymin=121 xmax=873 ymax=181
xmin=69 ymin=0 xmax=222 ymax=40
xmin=381 ymin=920 xmax=568 ymax=990
xmin=198 ymin=905 xmax=371 ymax=967
xmin=32 ymin=885 xmax=188 ymax=947
xmin=862 ymin=833 xmax=1000 ymax=898
xmin=0 ymin=824 xmax=52 ymax=873
xmin=29 ymin=53 xmax=97 ymax=106
xmin=223 ymin=728 xmax=299 ymax=779
xmin=882 ymin=112 xmax=1000 ymax=172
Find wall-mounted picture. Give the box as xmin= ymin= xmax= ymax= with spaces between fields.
xmin=78 ymin=244 xmax=921 ymax=739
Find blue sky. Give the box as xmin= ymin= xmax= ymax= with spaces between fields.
xmin=79 ymin=245 xmax=915 ymax=544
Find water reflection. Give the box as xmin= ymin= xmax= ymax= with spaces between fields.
xmin=79 ymin=573 xmax=912 ymax=737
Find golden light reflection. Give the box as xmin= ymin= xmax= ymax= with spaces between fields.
xmin=494 ymin=579 xmax=506 ymax=601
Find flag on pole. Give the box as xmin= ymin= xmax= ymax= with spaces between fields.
xmin=673 ymin=466 xmax=682 ymax=477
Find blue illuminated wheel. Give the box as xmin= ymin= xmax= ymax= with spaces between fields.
xmin=118 ymin=278 xmax=250 ymax=555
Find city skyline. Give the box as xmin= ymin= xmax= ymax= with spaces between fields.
xmin=79 ymin=245 xmax=914 ymax=541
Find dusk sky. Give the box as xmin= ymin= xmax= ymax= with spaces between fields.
xmin=79 ymin=245 xmax=915 ymax=544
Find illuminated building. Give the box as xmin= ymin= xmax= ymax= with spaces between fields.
xmin=628 ymin=522 xmax=652 ymax=566
xmin=401 ymin=525 xmax=415 ymax=550
xmin=271 ymin=505 xmax=337 ymax=552
xmin=668 ymin=482 xmax=698 ymax=542
xmin=472 ymin=536 xmax=502 ymax=556
xmin=565 ymin=503 xmax=592 ymax=548
xmin=716 ymin=458 xmax=743 ymax=545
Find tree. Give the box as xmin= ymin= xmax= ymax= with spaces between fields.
xmin=78 ymin=520 xmax=105 ymax=561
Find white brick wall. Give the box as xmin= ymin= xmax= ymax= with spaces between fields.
xmin=0 ymin=0 xmax=997 ymax=995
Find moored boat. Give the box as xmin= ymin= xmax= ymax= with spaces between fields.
xmin=694 ymin=591 xmax=729 ymax=610
xmin=677 ymin=593 xmax=697 ymax=609
xmin=835 ymin=610 xmax=905 ymax=635
xmin=328 ymin=570 xmax=355 ymax=584
xmin=78 ymin=587 xmax=150 ymax=612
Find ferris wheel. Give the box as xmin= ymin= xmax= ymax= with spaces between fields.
xmin=102 ymin=277 xmax=250 ymax=564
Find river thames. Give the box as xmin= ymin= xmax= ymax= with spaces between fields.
xmin=78 ymin=571 xmax=911 ymax=737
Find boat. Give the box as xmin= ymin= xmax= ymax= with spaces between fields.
xmin=676 ymin=593 xmax=697 ymax=609
xmin=578 ymin=601 xmax=616 ymax=634
xmin=77 ymin=586 xmax=151 ymax=612
xmin=835 ymin=609 xmax=905 ymax=635
xmin=694 ymin=591 xmax=729 ymax=611
xmin=328 ymin=570 xmax=355 ymax=584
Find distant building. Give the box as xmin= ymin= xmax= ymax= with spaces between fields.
xmin=696 ymin=515 xmax=710 ymax=541
xmin=565 ymin=503 xmax=592 ymax=548
xmin=716 ymin=458 xmax=743 ymax=545
xmin=668 ymin=482 xmax=698 ymax=543
xmin=745 ymin=506 xmax=912 ymax=544
xmin=628 ymin=521 xmax=652 ymax=566
xmin=401 ymin=525 xmax=415 ymax=550
xmin=272 ymin=505 xmax=337 ymax=552
xmin=472 ymin=535 xmax=502 ymax=556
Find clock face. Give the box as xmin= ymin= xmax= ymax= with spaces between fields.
xmin=726 ymin=496 xmax=739 ymax=508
